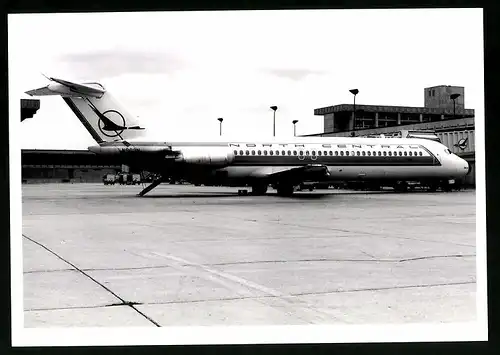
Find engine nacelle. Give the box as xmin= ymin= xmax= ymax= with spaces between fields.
xmin=175 ymin=147 xmax=234 ymax=166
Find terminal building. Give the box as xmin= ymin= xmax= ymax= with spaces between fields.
xmin=304 ymin=85 xmax=476 ymax=186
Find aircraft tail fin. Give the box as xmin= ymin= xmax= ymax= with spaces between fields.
xmin=25 ymin=76 xmax=146 ymax=144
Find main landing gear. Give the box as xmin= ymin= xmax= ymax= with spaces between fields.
xmin=276 ymin=183 xmax=295 ymax=197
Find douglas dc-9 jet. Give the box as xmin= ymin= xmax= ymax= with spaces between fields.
xmin=25 ymin=76 xmax=471 ymax=196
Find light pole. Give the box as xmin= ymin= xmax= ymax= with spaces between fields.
xmin=217 ymin=117 xmax=223 ymax=136
xmin=292 ymin=120 xmax=299 ymax=136
xmin=450 ymin=93 xmax=461 ymax=118
xmin=270 ymin=106 xmax=278 ymax=137
xmin=349 ymin=89 xmax=359 ymax=130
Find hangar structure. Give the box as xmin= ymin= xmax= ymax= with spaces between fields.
xmin=304 ymin=85 xmax=476 ymax=186
xmin=22 ymin=149 xmax=121 ymax=183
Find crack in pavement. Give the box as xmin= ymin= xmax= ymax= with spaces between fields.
xmin=23 ymin=253 xmax=476 ymax=274
xmin=22 ymin=234 xmax=161 ymax=327
xmin=24 ymin=280 xmax=476 ymax=312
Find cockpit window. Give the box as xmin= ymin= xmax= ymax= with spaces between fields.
xmin=445 ymin=148 xmax=452 ymax=154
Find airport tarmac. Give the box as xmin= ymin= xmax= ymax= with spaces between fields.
xmin=21 ymin=183 xmax=477 ymax=327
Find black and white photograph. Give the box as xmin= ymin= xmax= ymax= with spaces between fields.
xmin=9 ymin=8 xmax=487 ymax=346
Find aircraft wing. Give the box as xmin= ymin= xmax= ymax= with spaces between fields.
xmin=253 ymin=164 xmax=331 ymax=183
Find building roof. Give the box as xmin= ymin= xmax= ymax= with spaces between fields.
xmin=314 ymin=104 xmax=474 ymax=116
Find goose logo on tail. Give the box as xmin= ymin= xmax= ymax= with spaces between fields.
xmin=85 ymin=99 xmax=144 ymax=138
xmin=454 ymin=137 xmax=468 ymax=150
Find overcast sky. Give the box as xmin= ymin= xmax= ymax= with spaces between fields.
xmin=9 ymin=9 xmax=484 ymax=150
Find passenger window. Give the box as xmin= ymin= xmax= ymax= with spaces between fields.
xmin=287 ymin=150 xmax=291 ymax=155
xmin=239 ymin=150 xmax=244 ymax=155
xmin=306 ymin=151 xmax=309 ymax=156
xmin=367 ymin=151 xmax=371 ymax=156
xmin=312 ymin=151 xmax=316 ymax=156
xmin=324 ymin=151 xmax=328 ymax=155
xmin=276 ymin=150 xmax=279 ymax=155
xmin=299 ymin=151 xmax=304 ymax=156
xmin=335 ymin=151 xmax=338 ymax=156
xmin=251 ymin=150 xmax=255 ymax=155
xmin=388 ymin=152 xmax=392 ymax=156
xmin=404 ymin=151 xmax=407 ymax=156
xmin=419 ymin=151 xmax=423 ymax=156
xmin=282 ymin=150 xmax=286 ymax=155
xmin=234 ymin=150 xmax=238 ymax=155
xmin=378 ymin=151 xmax=381 ymax=156
xmin=340 ymin=151 xmax=344 ymax=156
xmin=264 ymin=150 xmax=268 ymax=155
xmin=318 ymin=151 xmax=322 ymax=156
xmin=246 ymin=150 xmax=249 ymax=155
xmin=270 ymin=151 xmax=274 ymax=155
xmin=383 ymin=151 xmax=386 ymax=156
xmin=258 ymin=150 xmax=261 ymax=155
xmin=329 ymin=151 xmax=333 ymax=156
xmin=346 ymin=151 xmax=349 ymax=156
xmin=398 ymin=151 xmax=402 ymax=156
xmin=357 ymin=151 xmax=360 ymax=156
xmin=293 ymin=150 xmax=297 ymax=155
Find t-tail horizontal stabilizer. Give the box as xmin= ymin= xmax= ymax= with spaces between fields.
xmin=25 ymin=75 xmax=106 ymax=98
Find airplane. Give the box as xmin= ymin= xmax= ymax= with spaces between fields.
xmin=25 ymin=76 xmax=472 ymax=196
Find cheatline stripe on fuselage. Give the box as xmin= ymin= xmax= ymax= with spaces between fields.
xmin=231 ymin=155 xmax=439 ymax=166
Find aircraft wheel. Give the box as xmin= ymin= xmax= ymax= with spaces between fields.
xmin=251 ymin=184 xmax=268 ymax=195
xmin=394 ymin=181 xmax=408 ymax=192
xmin=276 ymin=184 xmax=295 ymax=197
